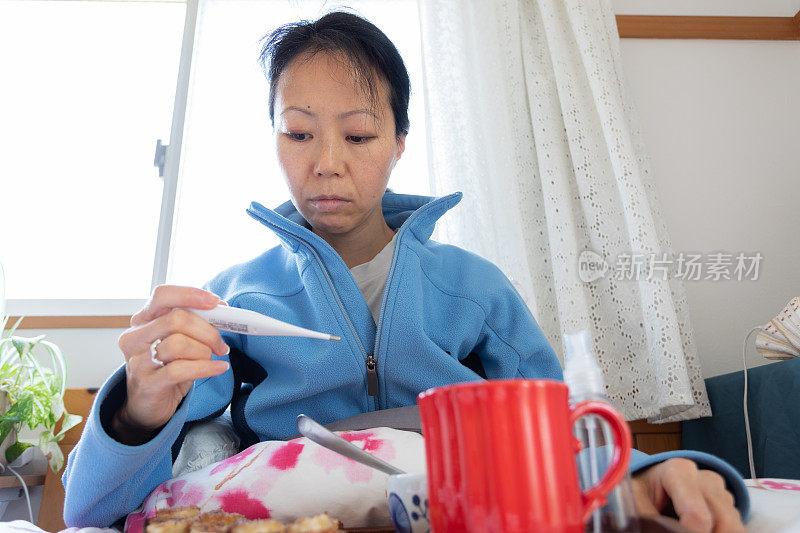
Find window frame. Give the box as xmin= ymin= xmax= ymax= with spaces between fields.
xmin=6 ymin=0 xmax=199 ymax=326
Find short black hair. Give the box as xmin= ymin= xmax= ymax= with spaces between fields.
xmin=259 ymin=11 xmax=410 ymax=137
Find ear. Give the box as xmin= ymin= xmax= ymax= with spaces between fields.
xmin=395 ymin=132 xmax=407 ymax=161
xmin=394 ymin=133 xmax=408 ymax=164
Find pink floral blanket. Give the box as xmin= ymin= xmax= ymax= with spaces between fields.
xmin=123 ymin=427 xmax=425 ymax=532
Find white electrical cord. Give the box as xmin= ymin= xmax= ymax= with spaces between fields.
xmin=742 ymin=326 xmax=763 ymax=482
xmin=0 ymin=462 xmax=33 ymax=523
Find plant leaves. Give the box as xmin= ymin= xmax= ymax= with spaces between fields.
xmin=0 ymin=324 xmax=72 ymax=473
xmin=38 ymin=430 xmax=64 ymax=473
xmin=0 ymin=418 xmax=16 ymax=447
xmin=8 ymin=316 xmax=23 ymax=335
xmin=51 ymin=396 xmax=64 ymax=421
xmin=11 ymin=338 xmax=26 ymax=358
xmin=5 ymin=441 xmax=33 ymax=464
xmin=13 ymin=391 xmax=35 ymax=425
xmin=54 ymin=413 xmax=82 ymax=440
xmin=0 ymin=398 xmax=27 ymax=444
xmin=11 ymin=335 xmax=44 ymax=359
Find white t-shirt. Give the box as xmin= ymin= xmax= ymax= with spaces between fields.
xmin=349 ymin=234 xmax=397 ymax=325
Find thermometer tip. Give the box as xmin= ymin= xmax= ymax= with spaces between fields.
xmin=330 ymin=335 xmax=341 ymax=341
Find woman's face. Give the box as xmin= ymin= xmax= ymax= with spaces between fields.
xmin=273 ymin=52 xmax=405 ymax=237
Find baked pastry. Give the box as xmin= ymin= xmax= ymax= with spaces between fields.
xmin=230 ymin=519 xmax=286 ymax=533
xmin=150 ymin=507 xmax=202 ymax=522
xmin=146 ymin=507 xmax=202 ymax=533
xmin=142 ymin=508 xmax=341 ymax=533
xmin=286 ymin=513 xmax=342 ymax=533
xmin=189 ymin=510 xmax=245 ymax=533
xmin=146 ymin=518 xmax=193 ymax=533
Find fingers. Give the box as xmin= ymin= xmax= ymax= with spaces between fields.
xmin=156 ymin=358 xmax=230 ymax=385
xmin=659 ymin=459 xmax=714 ymax=532
xmin=126 ymin=347 xmax=229 ymax=387
xmin=699 ymin=471 xmax=745 ymax=533
xmin=630 ymin=477 xmax=661 ymax=516
xmin=644 ymin=458 xmax=744 ymax=533
xmin=149 ymin=333 xmax=214 ymax=365
xmin=131 ymin=285 xmax=222 ymax=327
xmin=120 ymin=308 xmax=230 ymax=360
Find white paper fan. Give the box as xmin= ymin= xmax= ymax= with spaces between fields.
xmin=756 ymin=297 xmax=800 ymax=360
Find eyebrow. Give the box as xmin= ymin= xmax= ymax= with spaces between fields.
xmin=280 ymin=106 xmax=378 ymax=120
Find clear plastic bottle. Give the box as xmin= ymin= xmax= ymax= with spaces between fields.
xmin=563 ymin=331 xmax=640 ymax=533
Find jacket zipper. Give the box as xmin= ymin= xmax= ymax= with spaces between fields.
xmin=368 ymin=232 xmax=403 ymax=409
xmin=370 ymin=202 xmax=436 ymax=408
xmin=366 ymin=354 xmax=379 ymax=396
xmin=246 ymin=211 xmax=376 ymax=408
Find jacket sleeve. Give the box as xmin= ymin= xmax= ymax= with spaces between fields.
xmin=61 ymin=361 xmax=234 ymax=527
xmin=470 ymin=268 xmax=563 ymax=381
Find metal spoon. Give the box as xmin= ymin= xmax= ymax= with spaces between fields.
xmin=296 ymin=414 xmax=406 ymax=476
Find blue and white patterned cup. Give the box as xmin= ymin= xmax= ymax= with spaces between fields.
xmin=387 ymin=473 xmax=429 ymax=533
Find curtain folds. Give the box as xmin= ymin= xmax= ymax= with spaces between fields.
xmin=418 ymin=0 xmax=710 ymax=422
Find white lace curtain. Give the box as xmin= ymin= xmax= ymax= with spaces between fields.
xmin=418 ymin=0 xmax=711 ymax=422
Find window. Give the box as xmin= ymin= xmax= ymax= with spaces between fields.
xmin=0 ymin=0 xmax=185 ymax=310
xmin=2 ymin=0 xmax=430 ymax=316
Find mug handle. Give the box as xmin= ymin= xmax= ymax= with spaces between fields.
xmin=569 ymin=400 xmax=633 ymax=523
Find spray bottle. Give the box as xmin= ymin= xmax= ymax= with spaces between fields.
xmin=563 ymin=331 xmax=640 ymax=533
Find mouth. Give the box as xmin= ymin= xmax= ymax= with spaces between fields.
xmin=311 ymin=195 xmax=348 ymax=201
xmin=309 ymin=195 xmax=350 ymax=212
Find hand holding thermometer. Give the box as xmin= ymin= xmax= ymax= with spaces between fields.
xmin=185 ymin=304 xmax=341 ymax=341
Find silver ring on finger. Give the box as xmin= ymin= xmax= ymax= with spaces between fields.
xmin=150 ymin=338 xmax=165 ymax=367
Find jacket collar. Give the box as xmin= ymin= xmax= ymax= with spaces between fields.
xmin=246 ymin=191 xmax=463 ymax=258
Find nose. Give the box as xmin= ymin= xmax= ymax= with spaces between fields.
xmin=314 ymin=134 xmax=345 ymax=178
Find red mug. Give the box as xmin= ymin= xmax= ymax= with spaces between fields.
xmin=418 ymin=379 xmax=631 ymax=533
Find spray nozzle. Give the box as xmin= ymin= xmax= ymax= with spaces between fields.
xmin=562 ymin=330 xmax=605 ymax=402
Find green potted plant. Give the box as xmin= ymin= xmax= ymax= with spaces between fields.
xmin=0 ymin=265 xmax=81 ymax=472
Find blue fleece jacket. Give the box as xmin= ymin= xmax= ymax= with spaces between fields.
xmin=61 ymin=192 xmax=749 ymax=526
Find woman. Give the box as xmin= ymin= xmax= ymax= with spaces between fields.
xmin=63 ymin=12 xmax=746 ymax=532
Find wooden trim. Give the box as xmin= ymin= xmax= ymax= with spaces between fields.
xmin=628 ymin=420 xmax=682 ymax=433
xmin=0 ymin=474 xmax=46 ymax=489
xmin=616 ymin=15 xmax=800 ymax=40
xmin=8 ymin=315 xmax=131 ymax=330
xmin=629 ymin=419 xmax=683 ymax=455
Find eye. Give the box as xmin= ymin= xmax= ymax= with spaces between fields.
xmin=346 ymin=135 xmax=373 ymax=144
xmin=285 ymin=132 xmax=311 ymax=142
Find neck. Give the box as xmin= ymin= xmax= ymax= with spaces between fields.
xmin=314 ymin=213 xmax=396 ymax=269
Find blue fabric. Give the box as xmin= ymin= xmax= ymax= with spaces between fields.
xmin=682 ymin=358 xmax=800 ymax=479
xmin=61 ymin=191 xmax=748 ymax=527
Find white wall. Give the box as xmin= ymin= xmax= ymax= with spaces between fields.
xmin=614 ymin=0 xmax=800 ymax=377
xmin=16 ymin=0 xmax=800 ymax=389
xmin=14 ymin=328 xmax=124 ymax=389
